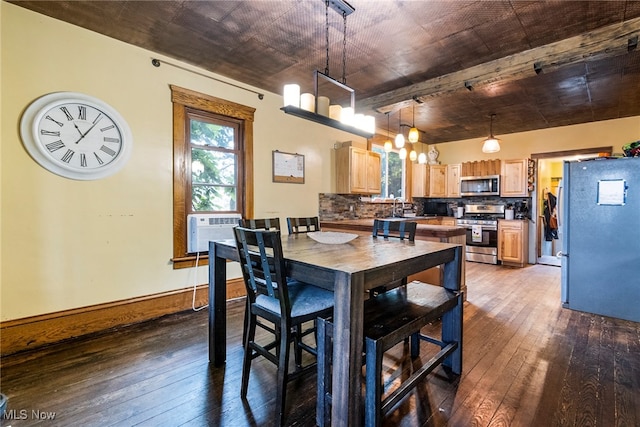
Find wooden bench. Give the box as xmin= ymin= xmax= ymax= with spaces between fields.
xmin=317 ymin=281 xmax=463 ymax=427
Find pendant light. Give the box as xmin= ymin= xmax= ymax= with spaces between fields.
xmin=409 ymin=145 xmax=417 ymax=162
xmin=482 ymin=113 xmax=501 ymax=153
xmin=408 ymin=102 xmax=419 ymax=143
xmin=399 ymin=147 xmax=407 ymax=159
xmin=395 ymin=109 xmax=405 ymax=148
xmin=418 ymin=145 xmax=427 ymax=164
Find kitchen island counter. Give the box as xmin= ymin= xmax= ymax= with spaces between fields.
xmin=320 ymin=219 xmax=467 ymax=297
xmin=320 ymin=218 xmax=465 ymax=239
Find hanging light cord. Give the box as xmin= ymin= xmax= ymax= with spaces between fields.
xmin=324 ymin=0 xmax=330 ymax=76
xmin=387 ymin=112 xmax=391 ymax=138
xmin=490 ymin=113 xmax=496 ymax=137
xmin=342 ymin=11 xmax=348 ymax=85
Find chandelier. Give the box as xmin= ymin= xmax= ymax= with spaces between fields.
xmin=281 ymin=0 xmax=374 ymax=139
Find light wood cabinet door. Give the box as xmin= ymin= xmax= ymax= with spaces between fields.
xmin=446 ymin=163 xmax=461 ymax=197
xmin=498 ymin=220 xmax=529 ymax=267
xmin=428 ymin=165 xmax=447 ymax=197
xmin=366 ymin=151 xmax=381 ymax=194
xmin=350 ymin=147 xmax=368 ymax=193
xmin=335 ymin=147 xmax=381 ymax=194
xmin=440 ymin=217 xmax=457 ymax=226
xmin=411 ymin=163 xmax=427 ymax=197
xmin=501 ymin=159 xmax=528 ymax=197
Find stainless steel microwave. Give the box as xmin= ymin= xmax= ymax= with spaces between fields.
xmin=460 ymin=175 xmax=500 ymax=196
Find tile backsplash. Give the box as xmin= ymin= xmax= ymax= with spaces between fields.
xmin=319 ymin=193 xmax=403 ymax=220
xmin=319 ymin=193 xmax=532 ymax=221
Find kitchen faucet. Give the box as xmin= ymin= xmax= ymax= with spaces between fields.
xmin=393 ymin=197 xmax=405 ymax=217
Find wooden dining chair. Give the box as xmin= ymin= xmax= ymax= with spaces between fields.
xmin=286 ymin=216 xmax=320 ymax=234
xmin=234 ymin=226 xmax=334 ymax=427
xmin=372 ymin=218 xmax=417 ymax=241
xmin=370 ymin=219 xmax=417 ymax=296
xmin=238 ymin=217 xmax=281 ymax=231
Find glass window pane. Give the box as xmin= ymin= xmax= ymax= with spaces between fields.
xmin=192 ymin=148 xmax=237 ymax=185
xmin=387 ymin=151 xmax=403 ymax=198
xmin=192 ymin=185 xmax=237 ymax=211
xmin=190 ymin=119 xmax=235 ymax=149
xmin=372 ymin=144 xmax=405 ymax=199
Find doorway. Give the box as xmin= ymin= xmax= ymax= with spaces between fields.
xmin=531 ymin=147 xmax=612 ymax=267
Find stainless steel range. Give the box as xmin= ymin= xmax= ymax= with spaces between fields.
xmin=456 ymin=204 xmax=505 ymax=265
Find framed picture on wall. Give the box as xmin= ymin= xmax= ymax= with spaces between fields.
xmin=272 ymin=150 xmax=304 ymax=184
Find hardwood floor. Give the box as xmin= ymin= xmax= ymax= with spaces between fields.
xmin=1 ymin=263 xmax=638 ymax=426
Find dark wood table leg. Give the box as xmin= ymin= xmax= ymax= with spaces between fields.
xmin=331 ymin=271 xmax=364 ymax=426
xmin=441 ymin=246 xmax=463 ymax=374
xmin=209 ymin=241 xmax=227 ymax=366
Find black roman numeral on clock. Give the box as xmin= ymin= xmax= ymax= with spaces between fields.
xmin=80 ymin=153 xmax=87 ymax=167
xmin=45 ymin=115 xmax=64 ymax=127
xmin=45 ymin=140 xmax=65 ymax=152
xmin=78 ymin=106 xmax=86 ymax=120
xmin=40 ymin=130 xmax=61 ymax=136
xmin=94 ymin=152 xmax=104 ymax=165
xmin=103 ymin=137 xmax=120 ymax=144
xmin=99 ymin=145 xmax=116 ymax=157
xmin=100 ymin=125 xmax=115 ymax=132
xmin=61 ymin=149 xmax=75 ymax=163
xmin=60 ymin=106 xmax=74 ymax=121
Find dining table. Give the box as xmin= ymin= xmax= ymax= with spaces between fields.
xmin=208 ymin=232 xmax=463 ymax=426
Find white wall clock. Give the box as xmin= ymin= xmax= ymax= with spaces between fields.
xmin=20 ymin=92 xmax=132 ymax=180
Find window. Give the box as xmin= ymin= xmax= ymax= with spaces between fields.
xmin=188 ymin=110 xmax=241 ymax=213
xmin=171 ymin=85 xmax=255 ymax=268
xmin=371 ymin=144 xmax=406 ymax=199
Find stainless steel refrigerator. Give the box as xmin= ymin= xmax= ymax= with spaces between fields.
xmin=560 ymin=156 xmax=640 ymax=323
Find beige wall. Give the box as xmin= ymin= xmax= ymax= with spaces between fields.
xmin=0 ymin=3 xmax=363 ymax=321
xmin=2 ymin=3 xmax=639 ymax=321
xmin=433 ymin=116 xmax=639 ymax=164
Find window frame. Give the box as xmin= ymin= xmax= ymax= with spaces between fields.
xmin=171 ymin=85 xmax=255 ymax=269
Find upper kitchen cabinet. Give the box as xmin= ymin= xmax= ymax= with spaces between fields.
xmin=446 ymin=163 xmax=461 ymax=198
xmin=411 ymin=163 xmax=461 ymax=197
xmin=412 ymin=164 xmax=460 ymax=198
xmin=335 ymin=146 xmax=381 ymax=194
xmin=501 ymin=159 xmax=530 ymax=197
xmin=461 ymin=160 xmax=501 ymax=177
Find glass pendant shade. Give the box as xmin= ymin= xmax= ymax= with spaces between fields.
xmin=482 ymin=113 xmax=501 ymax=153
xmin=383 ymin=140 xmax=393 ymax=152
xmin=482 ymin=137 xmax=501 ymax=153
xmin=418 ymin=152 xmax=427 ymax=164
xmin=409 ymin=148 xmax=417 ymax=161
xmin=395 ymin=133 xmax=405 ymax=148
xmin=399 ymin=147 xmax=407 ymax=159
xmin=408 ymin=127 xmax=419 ymax=143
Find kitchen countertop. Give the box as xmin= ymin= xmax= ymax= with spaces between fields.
xmin=321 ymin=218 xmax=465 ymax=238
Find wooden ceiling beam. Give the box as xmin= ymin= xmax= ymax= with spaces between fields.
xmin=360 ymin=17 xmax=640 ymax=114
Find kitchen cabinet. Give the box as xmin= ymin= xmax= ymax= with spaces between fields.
xmin=411 ymin=163 xmax=428 ymax=198
xmin=501 ymin=158 xmax=529 ymax=197
xmin=461 ymin=159 xmax=501 ymax=177
xmin=412 ymin=164 xmax=460 ymax=198
xmin=446 ymin=163 xmax=461 ymax=197
xmin=498 ymin=219 xmax=529 ymax=267
xmin=428 ymin=165 xmax=447 ymax=197
xmin=335 ymin=146 xmax=381 ymax=194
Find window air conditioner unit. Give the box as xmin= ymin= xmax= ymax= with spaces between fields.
xmin=187 ymin=213 xmax=242 ymax=253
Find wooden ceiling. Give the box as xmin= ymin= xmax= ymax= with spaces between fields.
xmin=12 ymin=0 xmax=640 ymax=145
